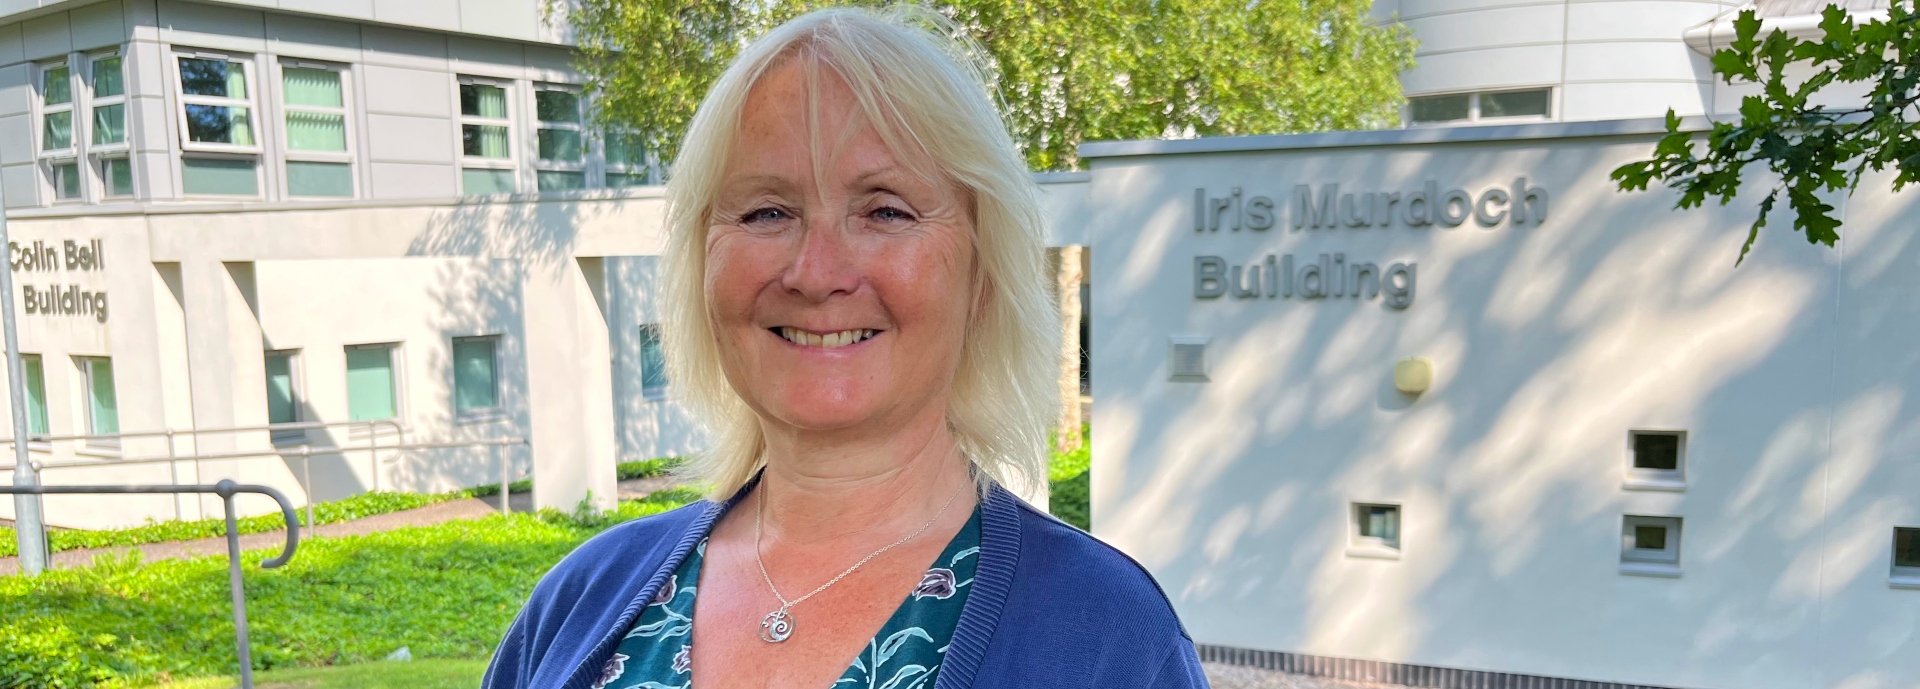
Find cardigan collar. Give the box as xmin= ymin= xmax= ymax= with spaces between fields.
xmin=563 ymin=475 xmax=1025 ymax=689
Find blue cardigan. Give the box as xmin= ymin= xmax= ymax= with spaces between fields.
xmin=482 ymin=482 xmax=1209 ymax=688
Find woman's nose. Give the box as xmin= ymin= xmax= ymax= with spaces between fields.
xmin=780 ymin=215 xmax=861 ymax=301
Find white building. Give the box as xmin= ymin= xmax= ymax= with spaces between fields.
xmin=1086 ymin=2 xmax=1920 ymax=689
xmin=0 ymin=1 xmax=1913 ymax=688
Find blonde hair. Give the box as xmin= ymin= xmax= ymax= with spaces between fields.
xmin=661 ymin=6 xmax=1059 ymax=500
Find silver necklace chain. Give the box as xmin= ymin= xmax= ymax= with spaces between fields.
xmin=752 ymin=479 xmax=966 ymax=643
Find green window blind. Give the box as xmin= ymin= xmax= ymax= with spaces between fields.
xmin=287 ymin=161 xmax=352 ymax=197
xmin=283 ymin=67 xmax=342 ymax=107
xmin=463 ymin=124 xmax=509 ymax=158
xmin=452 ymin=338 xmax=498 ymax=412
xmin=182 ymin=157 xmax=258 ymax=195
xmin=462 ymin=168 xmax=514 ymax=194
xmin=345 ymin=346 xmax=396 ymax=421
xmin=460 ymin=83 xmax=507 ymax=118
xmin=284 ymin=68 xmax=346 ymax=152
xmin=91 ymin=57 xmax=122 ymax=98
xmin=43 ymin=111 xmax=71 ymax=150
xmin=87 ymin=359 xmax=118 ymax=435
xmin=639 ymin=325 xmax=668 ymax=395
xmin=102 ymin=158 xmax=133 ymax=196
xmin=23 ymin=356 xmax=47 ymax=436
xmin=265 ymin=353 xmax=297 ymax=424
xmin=536 ymin=170 xmax=583 ymax=192
xmin=92 ymin=103 xmax=124 ymax=145
xmin=287 ymin=111 xmax=346 ymax=151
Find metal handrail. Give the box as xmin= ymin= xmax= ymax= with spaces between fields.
xmin=0 ymin=418 xmax=407 ymax=446
xmin=1 ymin=437 xmax=532 ymax=525
xmin=0 ymin=479 xmax=298 ymax=689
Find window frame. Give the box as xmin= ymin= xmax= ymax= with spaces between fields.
xmin=638 ymin=323 xmax=668 ymax=400
xmin=75 ymin=355 xmax=119 ymax=449
xmin=1405 ymin=87 xmax=1555 ymax=127
xmin=265 ymin=349 xmax=306 ymax=445
xmin=37 ymin=56 xmax=82 ymax=203
xmin=601 ymin=128 xmax=658 ymax=188
xmin=1624 ymin=429 xmax=1687 ymax=491
xmin=87 ymin=50 xmax=134 ymax=200
xmin=531 ymin=82 xmax=587 ymax=192
xmin=457 ymin=75 xmax=517 ymax=193
xmin=1620 ymin=514 xmax=1683 ymax=577
xmin=275 ymin=58 xmax=358 ymax=199
xmin=1893 ymin=526 xmax=1920 ymax=589
xmin=1346 ymin=501 xmax=1403 ymax=560
xmin=344 ymin=342 xmax=404 ymax=424
xmin=172 ymin=49 xmax=263 ymax=155
xmin=451 ymin=335 xmax=505 ymax=421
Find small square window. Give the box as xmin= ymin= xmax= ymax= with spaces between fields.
xmin=51 ymin=162 xmax=81 ymax=199
xmin=78 ymin=356 xmax=119 ymax=440
xmin=462 ymin=167 xmax=515 ymax=194
xmin=265 ymin=350 xmax=306 ymax=445
xmin=182 ymin=157 xmax=258 ymax=196
xmin=1348 ymin=502 xmax=1401 ymax=559
xmin=100 ymin=157 xmax=134 ymax=197
xmin=345 ymin=344 xmax=399 ymax=421
xmin=639 ymin=324 xmax=668 ymax=398
xmin=1168 ymin=335 xmax=1209 ymax=382
xmin=1625 ymin=430 xmax=1686 ymax=490
xmin=1893 ymin=527 xmax=1920 ymax=588
xmin=1621 ymin=515 xmax=1682 ymax=576
xmin=536 ymin=170 xmax=584 ymax=192
xmin=1480 ymin=88 xmax=1551 ymax=119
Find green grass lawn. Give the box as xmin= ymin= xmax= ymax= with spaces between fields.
xmin=0 ymin=489 xmax=699 ymax=689
xmin=135 ymin=659 xmax=487 ymax=689
xmin=1048 ymin=426 xmax=1092 ymax=531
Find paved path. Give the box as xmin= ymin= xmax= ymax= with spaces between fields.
xmin=0 ymin=477 xmax=683 ymax=575
xmin=1204 ymin=663 xmax=1402 ymax=689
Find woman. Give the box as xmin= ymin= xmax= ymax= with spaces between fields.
xmin=483 ymin=8 xmax=1206 ymax=688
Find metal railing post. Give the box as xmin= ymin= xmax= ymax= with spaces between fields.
xmin=300 ymin=445 xmax=314 ymax=530
xmin=220 ymin=484 xmax=255 ymax=689
xmin=496 ymin=442 xmax=509 ymax=515
xmin=0 ymin=183 xmax=50 ymax=576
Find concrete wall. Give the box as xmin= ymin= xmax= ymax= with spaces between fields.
xmin=1084 ymin=126 xmax=1919 ymax=689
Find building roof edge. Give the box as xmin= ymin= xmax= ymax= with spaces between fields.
xmin=1077 ymin=116 xmax=1716 ymax=160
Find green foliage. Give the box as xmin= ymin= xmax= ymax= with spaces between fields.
xmin=616 ymin=456 xmax=683 ymax=481
xmin=463 ymin=479 xmax=531 ymax=498
xmin=1612 ymin=3 xmax=1920 ymax=264
xmin=567 ymin=0 xmax=1414 ymax=171
xmin=0 ymin=492 xmax=696 ymax=688
xmin=1047 ymin=425 xmax=1090 ymax=531
xmin=0 ymin=492 xmax=465 ymax=558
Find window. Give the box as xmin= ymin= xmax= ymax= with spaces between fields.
xmin=281 ymin=63 xmax=353 ymax=198
xmin=533 ymin=85 xmax=584 ymax=191
xmin=90 ymin=54 xmax=131 ymax=198
xmin=345 ymin=344 xmax=398 ymax=421
xmin=1893 ymin=527 xmax=1920 ymax=588
xmin=459 ymin=77 xmax=514 ymax=193
xmin=39 ymin=59 xmax=80 ymax=201
xmin=176 ymin=52 xmax=260 ymax=195
xmin=1348 ymin=502 xmax=1401 ymax=559
xmin=1626 ymin=430 xmax=1686 ymax=490
xmin=1407 ymin=88 xmax=1553 ymax=126
xmin=78 ymin=357 xmax=118 ymax=438
xmin=265 ymin=350 xmax=304 ymax=444
xmin=1621 ymin=515 xmax=1682 ymax=576
xmin=453 ymin=336 xmax=499 ymax=414
xmin=604 ymin=131 xmax=654 ymax=188
xmin=23 ymin=355 xmax=48 ymax=438
xmin=639 ymin=324 xmax=668 ymax=398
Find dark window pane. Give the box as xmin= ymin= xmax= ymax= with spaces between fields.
xmin=536 ymin=90 xmax=579 ymax=123
xmin=179 ymin=57 xmax=234 ymax=97
xmin=1482 ymin=89 xmax=1552 ymax=118
xmin=1410 ymin=94 xmax=1469 ymax=124
xmin=538 ymin=129 xmax=582 ymax=162
xmin=640 ymin=324 xmax=668 ymax=393
xmin=1897 ymin=528 xmax=1920 ymax=568
xmin=460 ymin=83 xmax=506 ymax=118
xmin=1634 ymin=525 xmax=1668 ymax=551
xmin=1633 ymin=432 xmax=1681 ymax=471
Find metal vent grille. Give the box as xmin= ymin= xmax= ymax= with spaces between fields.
xmin=1168 ymin=336 xmax=1209 ymax=381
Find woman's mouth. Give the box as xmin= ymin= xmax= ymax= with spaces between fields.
xmin=772 ymin=327 xmax=882 ymax=349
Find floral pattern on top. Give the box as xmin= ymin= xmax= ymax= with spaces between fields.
xmin=593 ymin=508 xmax=982 ymax=689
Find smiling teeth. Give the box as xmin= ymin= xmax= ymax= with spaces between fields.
xmin=779 ymin=327 xmax=876 ymax=348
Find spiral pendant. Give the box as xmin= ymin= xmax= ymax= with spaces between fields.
xmin=759 ymin=608 xmax=795 ymax=643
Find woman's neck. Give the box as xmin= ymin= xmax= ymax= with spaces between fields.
xmin=754 ymin=404 xmax=976 ymax=545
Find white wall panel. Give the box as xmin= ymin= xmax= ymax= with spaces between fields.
xmin=373 ymin=0 xmax=459 ymax=33
xmin=0 ymin=22 xmax=22 ymax=64
xmin=360 ymin=64 xmax=449 ymax=117
xmin=20 ymin=12 xmax=69 ymax=60
xmin=1400 ymin=44 xmax=1564 ymax=95
xmin=1405 ymin=5 xmax=1565 ymax=56
xmin=0 ymin=61 xmax=28 ymax=116
xmin=366 ymin=113 xmax=454 ymax=164
xmin=0 ymin=160 xmax=33 ymax=206
xmin=367 ymin=161 xmax=454 ymax=198
xmin=69 ymin=0 xmax=127 ymax=51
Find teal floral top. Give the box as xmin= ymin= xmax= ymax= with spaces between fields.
xmin=591 ymin=508 xmax=982 ymax=689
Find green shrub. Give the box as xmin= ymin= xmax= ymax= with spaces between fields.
xmin=0 ymin=491 xmax=466 ymax=558
xmin=616 ymin=456 xmax=683 ymax=481
xmin=1048 ymin=425 xmax=1091 ymax=531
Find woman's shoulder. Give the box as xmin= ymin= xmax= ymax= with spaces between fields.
xmin=546 ymin=500 xmax=717 ymax=582
xmin=993 ymin=491 xmax=1191 ymax=638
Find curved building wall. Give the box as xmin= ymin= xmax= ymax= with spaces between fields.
xmin=1374 ymin=0 xmax=1741 ymax=122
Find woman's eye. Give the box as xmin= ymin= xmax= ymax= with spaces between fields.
xmin=869 ymin=205 xmax=915 ymax=222
xmin=740 ymin=207 xmax=790 ymax=224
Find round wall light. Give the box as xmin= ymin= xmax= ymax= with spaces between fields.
xmin=1394 ymin=357 xmax=1433 ymax=395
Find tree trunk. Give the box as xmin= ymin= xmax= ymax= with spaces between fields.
xmin=1054 ymin=245 xmax=1084 ymax=454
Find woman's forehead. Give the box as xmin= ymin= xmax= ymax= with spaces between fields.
xmin=727 ymin=58 xmax=946 ymax=191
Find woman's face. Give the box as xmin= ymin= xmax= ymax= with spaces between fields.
xmin=705 ymin=61 xmax=976 ymax=437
